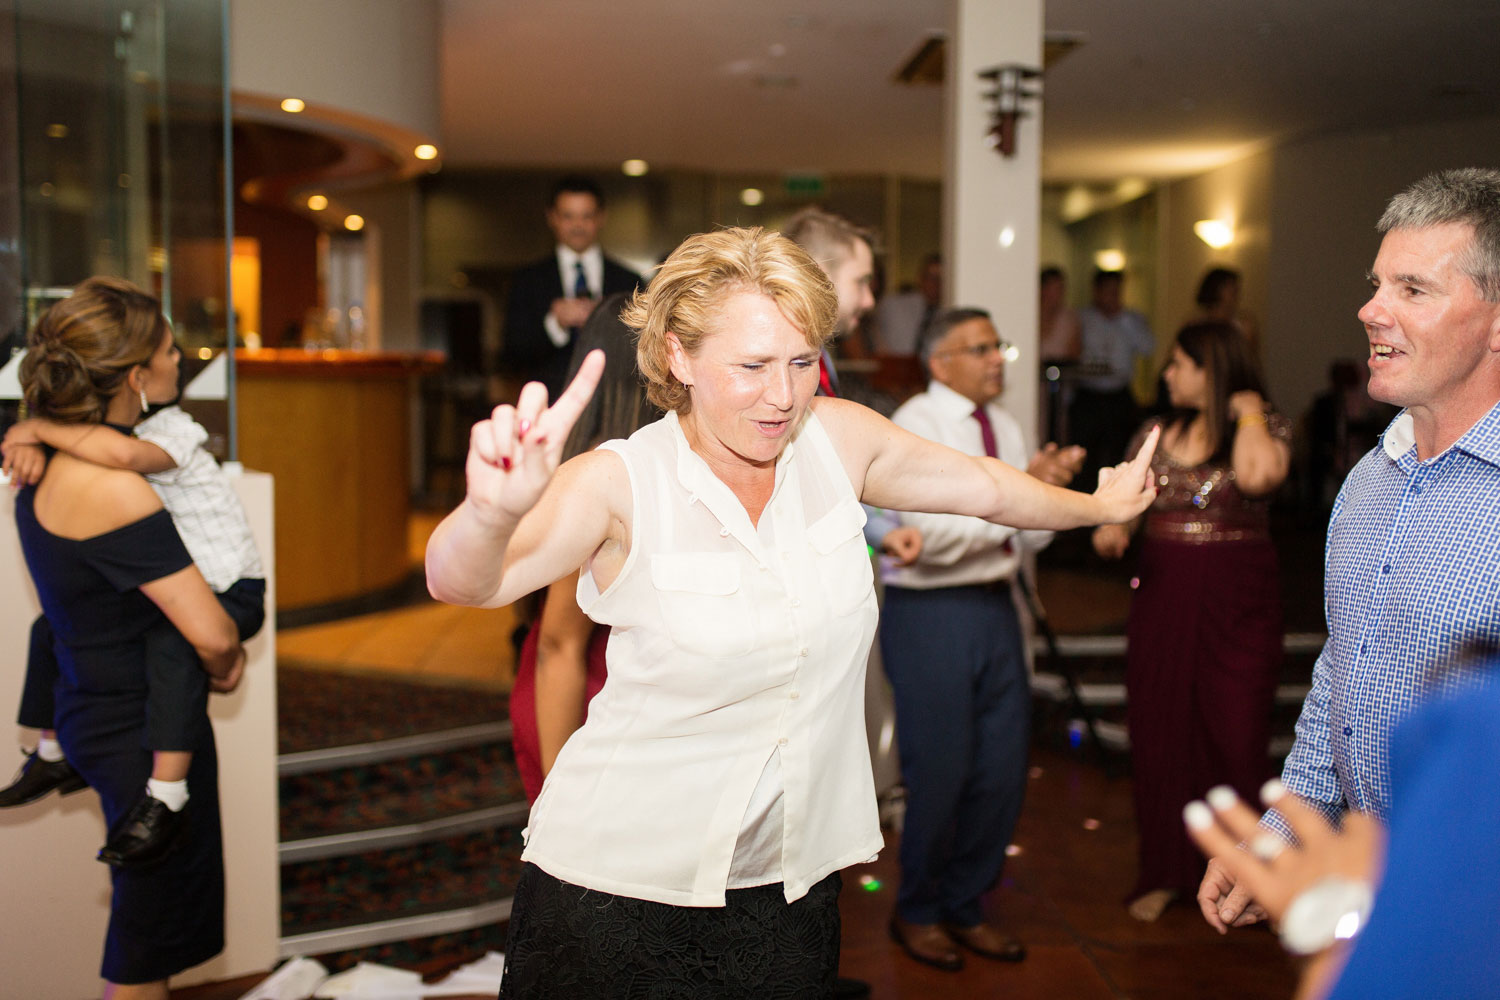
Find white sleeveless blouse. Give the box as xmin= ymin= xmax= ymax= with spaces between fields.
xmin=520 ymin=408 xmax=883 ymax=906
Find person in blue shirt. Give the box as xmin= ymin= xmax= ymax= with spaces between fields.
xmin=1197 ymin=167 xmax=1500 ymax=932
xmin=1185 ymin=668 xmax=1500 ymax=1000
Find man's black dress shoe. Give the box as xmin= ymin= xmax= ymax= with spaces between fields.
xmin=98 ymin=793 xmax=188 ymax=868
xmin=0 ymin=750 xmax=87 ymax=807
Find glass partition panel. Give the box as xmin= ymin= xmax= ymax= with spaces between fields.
xmin=0 ymin=0 xmax=233 ymax=456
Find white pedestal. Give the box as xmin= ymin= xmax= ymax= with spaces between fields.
xmin=0 ymin=472 xmax=279 ymax=998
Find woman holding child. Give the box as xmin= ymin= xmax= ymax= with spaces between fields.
xmin=4 ymin=277 xmax=245 ymax=999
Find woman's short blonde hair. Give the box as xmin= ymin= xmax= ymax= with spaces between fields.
xmin=622 ymin=227 xmax=838 ymax=414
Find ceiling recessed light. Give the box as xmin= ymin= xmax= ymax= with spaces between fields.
xmin=280 ymin=97 xmax=305 ymax=113
xmin=344 ymin=214 xmax=365 ymax=232
xmin=740 ymin=187 xmax=764 ymax=207
xmin=621 ymin=159 xmax=649 ymax=177
xmin=414 ymin=144 xmax=438 ymax=161
xmin=306 ymin=194 xmax=328 ymax=211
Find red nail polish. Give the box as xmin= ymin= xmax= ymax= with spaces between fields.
xmin=501 ymin=456 xmax=512 ymax=471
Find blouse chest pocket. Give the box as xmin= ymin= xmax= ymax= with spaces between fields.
xmin=807 ymin=501 xmax=875 ymax=617
xmin=650 ymin=553 xmax=757 ymax=659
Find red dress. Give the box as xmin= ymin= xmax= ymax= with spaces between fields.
xmin=1124 ymin=417 xmax=1288 ymax=898
xmin=510 ymin=598 xmax=610 ymax=804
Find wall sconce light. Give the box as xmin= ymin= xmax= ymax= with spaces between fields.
xmin=621 ymin=159 xmax=648 ymax=177
xmin=1094 ymin=249 xmax=1126 ymax=272
xmin=1194 ymin=219 xmax=1234 ymax=249
xmin=978 ymin=64 xmax=1042 ymax=158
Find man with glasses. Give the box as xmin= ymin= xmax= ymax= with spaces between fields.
xmin=881 ymin=308 xmax=1083 ymax=972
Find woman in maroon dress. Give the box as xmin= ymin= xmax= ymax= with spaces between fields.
xmin=1093 ymin=321 xmax=1291 ymax=922
xmin=508 ymin=294 xmax=657 ymax=801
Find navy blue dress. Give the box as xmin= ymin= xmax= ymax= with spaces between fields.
xmin=14 ymin=487 xmax=225 ymax=984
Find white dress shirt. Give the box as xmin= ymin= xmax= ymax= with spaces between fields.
xmin=542 ymin=243 xmax=604 ymax=348
xmin=521 ymin=409 xmax=883 ymax=907
xmin=883 ymin=380 xmax=1053 ymax=590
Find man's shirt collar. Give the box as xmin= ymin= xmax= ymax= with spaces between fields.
xmin=1381 ymin=400 xmax=1500 ymax=468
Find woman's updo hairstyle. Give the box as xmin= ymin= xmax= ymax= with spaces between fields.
xmin=20 ymin=276 xmax=167 ymax=424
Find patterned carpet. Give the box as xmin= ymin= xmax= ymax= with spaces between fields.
xmin=279 ymin=741 xmax=525 ymax=841
xmin=277 ymin=663 xmax=524 ymax=973
xmin=278 ymin=663 xmax=510 ymax=754
xmin=282 ymin=827 xmax=527 ymax=937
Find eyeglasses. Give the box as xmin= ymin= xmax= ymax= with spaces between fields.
xmin=934 ymin=340 xmax=1015 ymax=360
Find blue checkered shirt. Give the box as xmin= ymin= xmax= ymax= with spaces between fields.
xmin=1272 ymin=401 xmax=1500 ymax=835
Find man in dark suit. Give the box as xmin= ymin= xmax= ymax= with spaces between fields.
xmin=502 ymin=176 xmax=642 ymax=399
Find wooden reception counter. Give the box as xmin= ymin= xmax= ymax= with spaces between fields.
xmin=236 ymin=348 xmax=443 ymax=613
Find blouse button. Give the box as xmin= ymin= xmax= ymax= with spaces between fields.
xmin=798 ymin=647 xmax=809 ymax=658
xmin=778 ymin=737 xmax=789 ymax=747
xmin=789 ymin=690 xmax=801 ymax=700
xmin=719 ymin=527 xmax=730 ymax=537
xmin=790 ymin=598 xmax=801 ymax=607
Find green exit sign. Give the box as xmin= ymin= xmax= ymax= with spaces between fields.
xmin=783 ymin=174 xmax=827 ymax=197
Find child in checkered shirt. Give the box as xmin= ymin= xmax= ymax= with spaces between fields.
xmin=1 ymin=403 xmax=264 ymax=866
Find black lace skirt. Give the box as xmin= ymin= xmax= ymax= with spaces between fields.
xmin=498 ymin=863 xmax=842 ymax=999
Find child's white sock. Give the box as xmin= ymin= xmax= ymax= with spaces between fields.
xmin=36 ymin=737 xmax=65 ymax=763
xmin=147 ymin=778 xmax=189 ymax=812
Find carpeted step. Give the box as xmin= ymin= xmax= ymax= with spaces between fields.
xmin=278 ymin=666 xmax=510 ymax=755
xmin=279 ymin=742 xmax=525 ymax=843
xmin=281 ymin=827 xmax=526 ymax=939
xmin=1035 ymin=646 xmax=1321 ymax=690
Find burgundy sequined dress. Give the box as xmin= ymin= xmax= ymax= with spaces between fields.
xmin=1124 ymin=415 xmax=1288 ymax=899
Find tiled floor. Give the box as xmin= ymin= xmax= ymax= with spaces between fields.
xmin=276 ymin=508 xmax=522 ymax=690
xmin=278 ymin=600 xmax=521 ymax=691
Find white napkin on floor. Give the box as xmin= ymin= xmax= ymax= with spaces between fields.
xmin=313 ymin=961 xmax=424 ymax=999
xmin=238 ymin=957 xmax=330 ymax=1000
xmin=422 ymin=951 xmax=507 ymax=996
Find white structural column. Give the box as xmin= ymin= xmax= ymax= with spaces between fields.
xmin=944 ymin=0 xmax=1044 ymax=442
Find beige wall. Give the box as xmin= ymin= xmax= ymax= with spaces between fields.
xmin=1046 ymin=116 xmax=1500 ymax=430
xmin=1265 ymin=114 xmax=1500 ymax=427
xmin=231 ymin=0 xmax=440 ymax=142
xmin=0 ymin=473 xmax=278 ymax=998
xmin=1153 ymin=149 xmax=1274 ymax=365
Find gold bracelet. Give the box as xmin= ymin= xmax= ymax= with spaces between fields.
xmin=1237 ymin=411 xmax=1268 ymax=429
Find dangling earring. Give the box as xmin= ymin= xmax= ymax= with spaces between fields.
xmin=139 ymin=385 xmax=150 ymax=412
